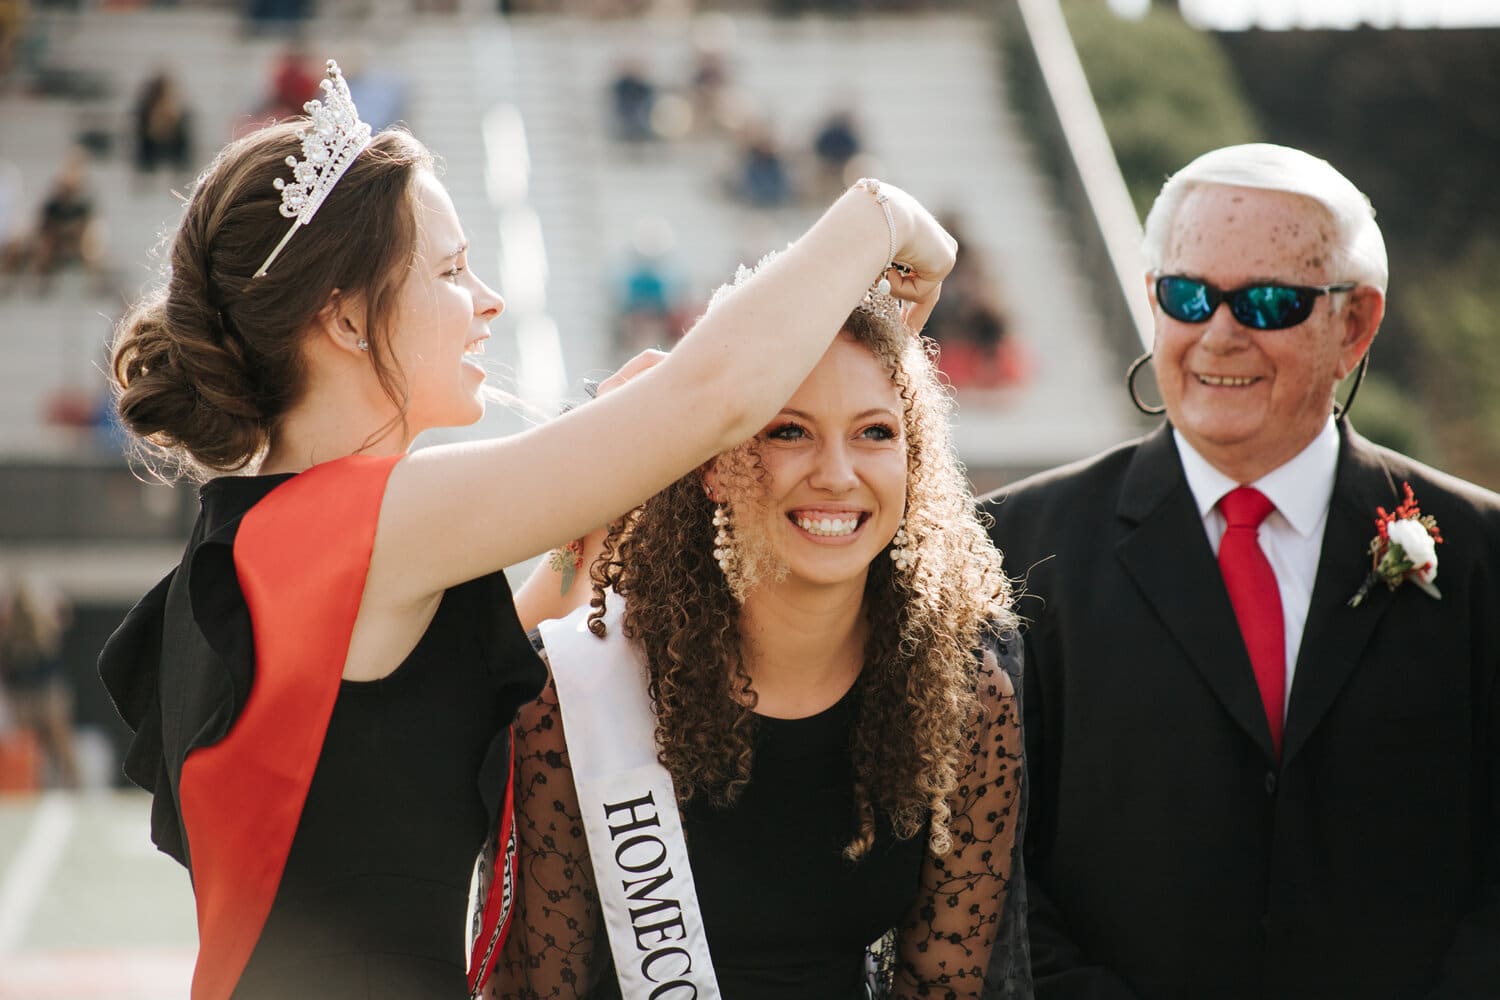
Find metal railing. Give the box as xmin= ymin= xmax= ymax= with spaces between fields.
xmin=996 ymin=0 xmax=1155 ymax=376
xmin=0 ymin=462 xmax=195 ymax=542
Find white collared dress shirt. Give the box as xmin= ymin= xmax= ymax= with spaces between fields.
xmin=1173 ymin=418 xmax=1340 ymax=718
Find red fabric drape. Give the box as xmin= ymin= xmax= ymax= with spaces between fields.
xmin=179 ymin=455 xmax=399 ymax=1000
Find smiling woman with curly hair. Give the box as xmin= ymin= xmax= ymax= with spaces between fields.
xmin=496 ymin=261 xmax=1029 ymax=1000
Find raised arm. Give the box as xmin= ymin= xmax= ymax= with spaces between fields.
xmin=895 ymin=635 xmax=1025 ymax=999
xmin=368 ymin=183 xmax=954 ymax=609
xmin=511 ymin=351 xmax=664 ymax=631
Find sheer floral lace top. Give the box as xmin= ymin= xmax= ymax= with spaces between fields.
xmin=492 ymin=628 xmax=1028 ymax=1000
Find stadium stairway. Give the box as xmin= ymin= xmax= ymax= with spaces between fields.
xmin=496 ymin=12 xmax=1137 ymax=479
xmin=1 ymin=5 xmax=1137 ymax=540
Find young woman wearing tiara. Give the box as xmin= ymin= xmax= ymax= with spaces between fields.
xmin=98 ymin=61 xmax=955 ymax=1000
xmin=497 ymin=258 xmax=1028 ymax=1000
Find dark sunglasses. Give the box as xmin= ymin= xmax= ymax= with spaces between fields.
xmin=1155 ymin=274 xmax=1357 ymax=331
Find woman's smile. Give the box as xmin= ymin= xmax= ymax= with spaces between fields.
xmin=787 ymin=508 xmax=870 ymax=541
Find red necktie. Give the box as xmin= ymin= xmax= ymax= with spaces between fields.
xmin=1218 ymin=486 xmax=1285 ymax=757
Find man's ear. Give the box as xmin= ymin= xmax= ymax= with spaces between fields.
xmin=1336 ymin=285 xmax=1385 ymax=379
xmin=314 ymin=288 xmax=369 ymax=357
xmin=701 ymin=461 xmax=721 ymax=502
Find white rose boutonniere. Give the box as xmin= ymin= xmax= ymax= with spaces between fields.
xmin=1349 ymin=482 xmax=1443 ymax=607
xmin=1385 ymin=519 xmax=1438 ymax=584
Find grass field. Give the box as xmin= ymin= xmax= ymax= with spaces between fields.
xmin=0 ymin=791 xmax=196 ymax=1000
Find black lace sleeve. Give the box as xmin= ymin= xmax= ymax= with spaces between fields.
xmin=894 ymin=630 xmax=1027 ymax=999
xmin=485 ymin=642 xmax=605 ymax=999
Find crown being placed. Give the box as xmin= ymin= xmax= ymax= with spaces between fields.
xmin=857 ymin=286 xmax=903 ymax=326
xmin=707 ymin=249 xmax=906 ymax=329
xmin=253 ymin=59 xmax=373 ymax=278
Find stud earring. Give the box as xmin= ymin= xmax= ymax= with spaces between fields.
xmin=889 ymin=517 xmax=915 ymax=574
xmin=356 ymin=338 xmax=370 ymax=352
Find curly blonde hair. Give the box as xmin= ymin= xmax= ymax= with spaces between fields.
xmin=588 ymin=273 xmax=1014 ymax=860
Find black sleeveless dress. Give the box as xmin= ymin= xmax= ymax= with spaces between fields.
xmin=577 ymin=685 xmax=929 ymax=1000
xmin=100 ymin=472 xmax=547 ymax=999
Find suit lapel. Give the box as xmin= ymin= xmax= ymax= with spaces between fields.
xmin=1282 ymin=424 xmax=1403 ymax=765
xmin=1114 ymin=426 xmax=1279 ymax=762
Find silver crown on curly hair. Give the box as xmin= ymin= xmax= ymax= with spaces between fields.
xmin=857 ymin=283 xmax=903 ymax=325
xmin=706 ymin=249 xmax=904 ymax=327
xmin=253 ymin=60 xmax=374 ymax=278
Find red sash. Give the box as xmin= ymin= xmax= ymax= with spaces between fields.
xmin=177 ymin=455 xmax=397 ymax=1000
xmin=466 ymin=728 xmax=519 ymax=995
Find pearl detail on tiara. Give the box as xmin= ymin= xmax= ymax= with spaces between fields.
xmin=254 ymin=60 xmax=374 ymax=278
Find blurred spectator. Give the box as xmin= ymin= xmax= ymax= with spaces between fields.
xmin=75 ymin=105 xmax=116 ymax=159
xmin=266 ymin=45 xmax=320 ymax=119
xmin=33 ymin=148 xmax=105 ymax=295
xmin=345 ymin=50 xmax=410 ymax=131
xmin=0 ymin=159 xmax=21 ymax=249
xmin=0 ymin=0 xmax=25 ymax=86
xmin=132 ymin=70 xmax=193 ymax=180
xmin=688 ymin=43 xmax=730 ymax=132
xmin=684 ymin=16 xmax=753 ymax=136
xmin=233 ymin=46 xmax=321 ymax=138
xmin=243 ymin=0 xmax=311 ymax=35
xmin=43 ymin=376 xmax=133 ymax=455
xmin=924 ymin=215 xmax=1029 ymax=390
xmin=811 ymin=107 xmax=861 ymax=198
xmin=610 ymin=59 xmax=657 ymax=142
xmin=735 ymin=122 xmax=793 ymax=208
xmin=0 ymin=701 xmax=39 ymax=791
xmin=0 ymin=576 xmax=79 ymax=789
xmin=0 ymin=146 xmax=112 ymax=297
xmin=614 ymin=216 xmax=688 ymax=353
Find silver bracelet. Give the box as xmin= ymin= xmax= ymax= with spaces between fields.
xmin=854 ymin=177 xmax=899 ymax=294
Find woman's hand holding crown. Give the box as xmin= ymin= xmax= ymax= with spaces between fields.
xmin=875 ymin=181 xmax=956 ymax=333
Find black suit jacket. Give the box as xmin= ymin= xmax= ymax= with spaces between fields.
xmin=981 ymin=421 xmax=1500 ymax=1000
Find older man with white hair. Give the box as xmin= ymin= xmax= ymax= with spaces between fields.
xmin=982 ymin=143 xmax=1500 ymax=999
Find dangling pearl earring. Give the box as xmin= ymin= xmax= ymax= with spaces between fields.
xmin=356 ymin=338 xmax=370 ymax=352
xmin=712 ymin=503 xmax=738 ymax=579
xmin=889 ymin=517 xmax=915 ymax=574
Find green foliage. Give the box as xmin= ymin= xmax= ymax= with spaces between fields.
xmin=1061 ymin=0 xmax=1261 ymax=217
xmin=1342 ymin=371 xmax=1433 ymax=464
xmin=1399 ymin=239 xmax=1500 ymax=480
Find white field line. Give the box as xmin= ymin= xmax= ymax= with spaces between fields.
xmin=0 ymin=792 xmax=76 ymax=954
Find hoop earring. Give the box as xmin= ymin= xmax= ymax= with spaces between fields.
xmin=1335 ymin=352 xmax=1370 ymax=419
xmin=1127 ymin=352 xmax=1166 ymax=416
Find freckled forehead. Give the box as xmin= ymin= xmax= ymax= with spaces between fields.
xmin=1164 ymin=184 xmax=1336 ymax=284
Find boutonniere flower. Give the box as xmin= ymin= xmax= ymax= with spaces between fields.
xmin=1348 ymin=482 xmax=1443 ymax=607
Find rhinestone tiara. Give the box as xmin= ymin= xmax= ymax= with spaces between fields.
xmin=706 ymin=249 xmax=905 ymax=327
xmin=253 ymin=60 xmax=374 ymax=278
xmin=857 ymin=283 xmax=903 ymax=326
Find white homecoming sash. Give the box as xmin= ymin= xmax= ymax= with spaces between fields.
xmin=539 ymin=599 xmax=723 ymax=1000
